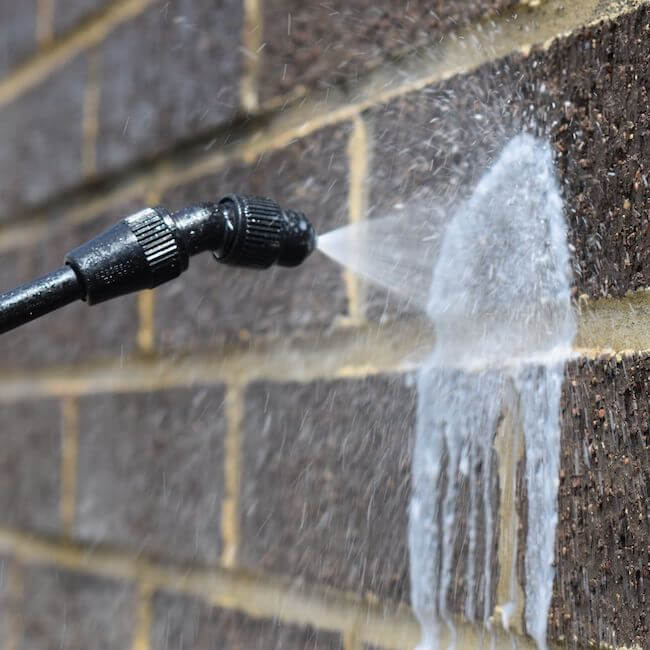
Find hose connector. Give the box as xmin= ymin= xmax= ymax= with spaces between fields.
xmin=65 ymin=207 xmax=188 ymax=304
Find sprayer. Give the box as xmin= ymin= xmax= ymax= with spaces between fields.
xmin=0 ymin=194 xmax=317 ymax=334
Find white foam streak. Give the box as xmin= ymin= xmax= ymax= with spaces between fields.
xmin=321 ymin=134 xmax=575 ymax=649
xmin=412 ymin=134 xmax=575 ymax=650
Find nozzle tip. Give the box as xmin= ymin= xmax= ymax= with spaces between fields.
xmin=277 ymin=209 xmax=317 ymax=267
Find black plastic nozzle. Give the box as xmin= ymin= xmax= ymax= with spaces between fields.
xmin=216 ymin=195 xmax=316 ymax=269
xmin=0 ymin=194 xmax=317 ymax=333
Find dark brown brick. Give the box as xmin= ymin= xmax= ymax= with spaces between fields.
xmin=239 ymin=374 xmax=415 ymax=601
xmin=0 ymin=54 xmax=86 ymax=219
xmin=0 ymin=400 xmax=61 ymax=535
xmin=152 ymin=591 xmax=343 ymax=649
xmin=155 ymin=124 xmax=350 ymax=351
xmin=260 ymin=0 xmax=516 ymax=103
xmin=54 ymin=0 xmax=111 ymax=35
xmin=0 ymin=1 xmax=37 ymax=75
xmin=75 ymin=386 xmax=227 ymax=565
xmin=21 ymin=565 xmax=135 ymax=650
xmin=368 ymin=5 xmax=650 ymax=300
xmin=0 ymin=203 xmax=140 ymax=369
xmin=551 ymin=356 xmax=650 ymax=648
xmin=97 ymin=0 xmax=242 ymax=172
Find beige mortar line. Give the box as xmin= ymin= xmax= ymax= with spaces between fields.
xmin=60 ymin=396 xmax=80 ymax=538
xmin=36 ymin=0 xmax=55 ymax=47
xmin=151 ymin=0 xmax=649 ymax=183
xmin=575 ymin=289 xmax=650 ymax=354
xmin=0 ymin=320 xmax=433 ymax=403
xmin=241 ymin=0 xmax=262 ymax=113
xmin=3 ymin=287 xmax=650 ymax=401
xmin=82 ymin=49 xmax=102 ymax=177
xmin=0 ymin=527 xmax=538 ymax=650
xmin=0 ymin=153 xmax=174 ymax=266
xmin=136 ymin=188 xmax=163 ymax=354
xmin=343 ymin=626 xmax=363 ymax=650
xmin=256 ymin=0 xmax=555 ymax=112
xmin=137 ymin=291 xmax=156 ymax=353
xmin=493 ymin=409 xmax=525 ymax=635
xmin=132 ymin=579 xmax=154 ymax=650
xmin=0 ymin=0 xmax=155 ymax=109
xmin=220 ymin=385 xmax=243 ymax=569
xmin=0 ymin=526 xmax=399 ymax=642
xmin=0 ymin=0 xmax=644 ymax=254
xmin=0 ymin=280 xmax=645 ymax=401
xmin=341 ymin=116 xmax=370 ymax=327
xmin=220 ymin=0 xmax=647 ymax=173
xmin=0 ymin=149 xmax=169 ymax=259
xmin=155 ymin=149 xmax=231 ymax=194
xmin=4 ymin=559 xmax=24 ymax=650
xmin=0 ymin=179 xmax=149 ymax=254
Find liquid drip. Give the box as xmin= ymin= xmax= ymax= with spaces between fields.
xmin=319 ymin=134 xmax=576 ymax=649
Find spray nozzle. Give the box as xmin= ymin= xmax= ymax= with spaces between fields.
xmin=215 ymin=194 xmax=316 ymax=269
xmin=0 ymin=194 xmax=317 ymax=334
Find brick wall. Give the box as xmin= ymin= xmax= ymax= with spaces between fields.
xmin=0 ymin=1 xmax=649 ymax=648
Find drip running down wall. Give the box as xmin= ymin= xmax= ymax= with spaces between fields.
xmin=320 ymin=134 xmax=576 ymax=648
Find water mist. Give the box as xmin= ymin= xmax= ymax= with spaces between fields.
xmin=319 ymin=134 xmax=576 ymax=649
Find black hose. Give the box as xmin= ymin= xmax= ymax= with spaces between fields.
xmin=0 ymin=266 xmax=84 ymax=334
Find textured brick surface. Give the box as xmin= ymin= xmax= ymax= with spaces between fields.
xmin=22 ymin=565 xmax=135 ymax=650
xmin=0 ymin=203 xmax=140 ymax=369
xmin=0 ymin=400 xmax=60 ymax=535
xmin=97 ymin=0 xmax=242 ymax=171
xmin=1 ymin=0 xmax=650 ymax=647
xmin=54 ymin=0 xmax=111 ymax=35
xmin=550 ymin=356 xmax=650 ymax=648
xmin=156 ymin=124 xmax=350 ymax=351
xmin=240 ymin=374 xmax=415 ymax=601
xmin=369 ymin=6 xmax=650 ymax=300
xmin=0 ymin=1 xmax=37 ymax=74
xmin=75 ymin=387 xmax=227 ymax=564
xmin=0 ymin=55 xmax=86 ymax=219
xmin=261 ymin=0 xmax=516 ymax=102
xmin=152 ymin=591 xmax=343 ymax=649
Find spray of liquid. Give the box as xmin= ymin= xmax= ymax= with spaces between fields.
xmin=319 ymin=134 xmax=576 ymax=649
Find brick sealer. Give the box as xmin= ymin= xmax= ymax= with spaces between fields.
xmin=0 ymin=195 xmax=317 ymax=334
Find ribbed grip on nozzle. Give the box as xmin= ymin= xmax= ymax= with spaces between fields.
xmin=125 ymin=208 xmax=184 ymax=285
xmin=65 ymin=207 xmax=189 ymax=305
xmin=217 ymin=195 xmax=283 ymax=269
